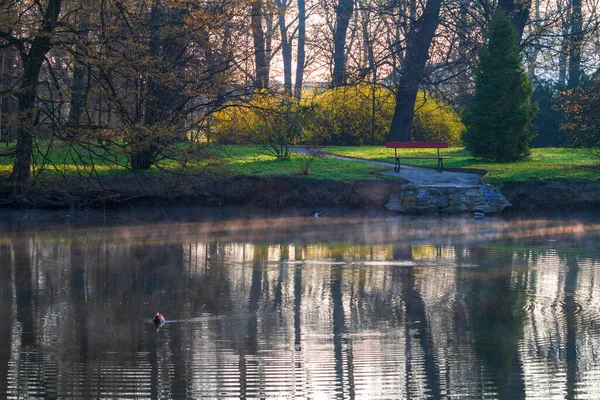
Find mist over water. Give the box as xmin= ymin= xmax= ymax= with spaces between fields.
xmin=1 ymin=207 xmax=600 ymax=399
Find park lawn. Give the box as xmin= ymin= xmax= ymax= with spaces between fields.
xmin=325 ymin=146 xmax=600 ymax=184
xmin=1 ymin=143 xmax=598 ymax=184
xmin=214 ymin=145 xmax=386 ymax=181
xmin=0 ymin=143 xmax=386 ymax=182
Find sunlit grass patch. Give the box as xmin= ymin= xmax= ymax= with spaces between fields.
xmin=213 ymin=145 xmax=384 ymax=180
xmin=326 ymin=146 xmax=600 ymax=183
xmin=0 ymin=142 xmax=388 ymax=182
xmin=1 ymin=142 xmax=597 ymax=184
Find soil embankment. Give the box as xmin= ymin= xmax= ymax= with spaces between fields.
xmin=0 ymin=174 xmax=598 ymax=211
xmin=0 ymin=174 xmax=398 ymax=209
xmin=500 ymin=180 xmax=600 ymax=210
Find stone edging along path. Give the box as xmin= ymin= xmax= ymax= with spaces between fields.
xmin=296 ymin=150 xmax=512 ymax=215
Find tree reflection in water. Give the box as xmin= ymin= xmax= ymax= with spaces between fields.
xmin=0 ymin=210 xmax=599 ymax=398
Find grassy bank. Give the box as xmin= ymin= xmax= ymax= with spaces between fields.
xmin=0 ymin=143 xmax=383 ymax=182
xmin=325 ymin=146 xmax=599 ymax=184
xmin=0 ymin=143 xmax=597 ymax=185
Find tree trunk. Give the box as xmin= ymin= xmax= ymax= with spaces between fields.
xmin=567 ymin=0 xmax=583 ymax=89
xmin=294 ymin=0 xmax=306 ymax=98
xmin=68 ymin=11 xmax=91 ymax=126
xmin=130 ymin=3 xmax=188 ymax=170
xmin=332 ymin=0 xmax=354 ymax=87
xmin=497 ymin=0 xmax=531 ymax=41
xmin=276 ymin=0 xmax=293 ymax=96
xmin=358 ymin=0 xmax=375 ymax=79
xmin=13 ymin=90 xmax=36 ymax=198
xmin=130 ymin=146 xmax=155 ymax=170
xmin=557 ymin=0 xmax=570 ymax=87
xmin=12 ymin=0 xmax=62 ymax=198
xmin=387 ymin=0 xmax=443 ymax=142
xmin=251 ymin=0 xmax=269 ymax=89
xmin=527 ymin=0 xmax=541 ymax=78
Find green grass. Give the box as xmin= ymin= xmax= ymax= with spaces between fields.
xmin=0 ymin=143 xmax=385 ymax=182
xmin=325 ymin=146 xmax=600 ymax=184
xmin=214 ymin=145 xmax=385 ymax=180
xmin=0 ymin=142 xmax=598 ymax=184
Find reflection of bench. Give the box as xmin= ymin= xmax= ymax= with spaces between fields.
xmin=386 ymin=142 xmax=450 ymax=172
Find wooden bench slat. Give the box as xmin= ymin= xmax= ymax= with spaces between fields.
xmin=385 ymin=141 xmax=450 ymax=172
xmin=387 ymin=156 xmax=451 ymax=159
xmin=386 ymin=142 xmax=448 ymax=149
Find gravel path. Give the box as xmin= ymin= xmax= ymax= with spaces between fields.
xmin=293 ymin=148 xmax=484 ymax=187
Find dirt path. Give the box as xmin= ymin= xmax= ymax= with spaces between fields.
xmin=293 ymin=148 xmax=484 ymax=187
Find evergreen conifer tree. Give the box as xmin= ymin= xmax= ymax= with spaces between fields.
xmin=462 ymin=11 xmax=537 ymax=161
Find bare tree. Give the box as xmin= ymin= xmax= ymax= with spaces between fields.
xmin=387 ymin=0 xmax=444 ymax=142
xmin=252 ymin=0 xmax=271 ymax=89
xmin=332 ymin=0 xmax=354 ymax=86
xmin=294 ymin=0 xmax=307 ymax=98
xmin=0 ymin=0 xmax=64 ymax=198
xmin=275 ymin=0 xmax=294 ymax=95
xmin=568 ymin=0 xmax=583 ymax=87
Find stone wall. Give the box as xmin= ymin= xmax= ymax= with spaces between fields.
xmin=386 ymin=183 xmax=511 ymax=214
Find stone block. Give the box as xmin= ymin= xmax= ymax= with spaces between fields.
xmin=483 ymin=189 xmax=499 ymax=198
xmin=400 ymin=183 xmax=417 ymax=192
xmin=416 ymin=198 xmax=431 ymax=206
xmin=385 ymin=198 xmax=402 ymax=211
xmin=402 ymin=197 xmax=416 ymax=206
xmin=437 ymin=197 xmax=450 ymax=208
xmin=466 ymin=189 xmax=480 ymax=197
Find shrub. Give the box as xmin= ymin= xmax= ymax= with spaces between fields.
xmin=212 ymin=93 xmax=308 ymax=158
xmin=304 ymin=84 xmax=395 ymax=145
xmin=213 ymin=85 xmax=465 ymax=147
xmin=560 ymin=77 xmax=600 ymax=161
xmin=412 ymin=92 xmax=464 ymax=146
xmin=531 ymin=80 xmax=564 ymax=147
xmin=305 ymin=84 xmax=464 ymax=146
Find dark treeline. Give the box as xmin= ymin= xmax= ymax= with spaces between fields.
xmin=0 ymin=0 xmax=599 ymax=200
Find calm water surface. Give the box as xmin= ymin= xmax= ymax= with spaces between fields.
xmin=1 ymin=207 xmax=600 ymax=399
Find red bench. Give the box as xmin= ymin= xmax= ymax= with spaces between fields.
xmin=386 ymin=142 xmax=450 ymax=172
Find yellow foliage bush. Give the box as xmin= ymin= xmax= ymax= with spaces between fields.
xmin=212 ymin=92 xmax=308 ymax=157
xmin=412 ymin=92 xmax=465 ymax=146
xmin=304 ymin=84 xmax=395 ymax=145
xmin=212 ymin=85 xmax=465 ymax=146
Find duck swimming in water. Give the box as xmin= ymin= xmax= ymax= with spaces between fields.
xmin=153 ymin=313 xmax=165 ymax=328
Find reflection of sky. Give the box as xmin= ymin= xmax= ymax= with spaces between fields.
xmin=0 ymin=213 xmax=600 ymax=398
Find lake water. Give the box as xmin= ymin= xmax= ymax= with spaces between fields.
xmin=1 ymin=207 xmax=600 ymax=399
